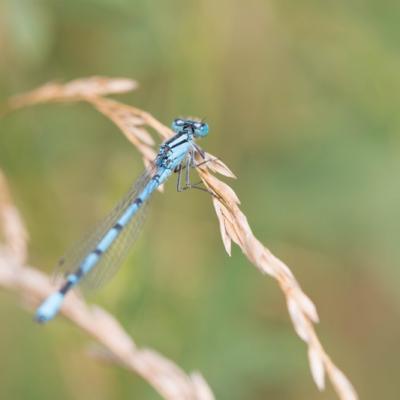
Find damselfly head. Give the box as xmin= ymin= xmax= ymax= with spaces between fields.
xmin=171 ymin=118 xmax=209 ymax=138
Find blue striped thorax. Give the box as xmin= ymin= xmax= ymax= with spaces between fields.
xmin=156 ymin=118 xmax=209 ymax=169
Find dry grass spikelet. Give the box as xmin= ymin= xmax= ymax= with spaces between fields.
xmin=2 ymin=78 xmax=358 ymax=400
xmin=7 ymin=77 xmax=137 ymax=109
xmin=0 ymin=170 xmax=28 ymax=264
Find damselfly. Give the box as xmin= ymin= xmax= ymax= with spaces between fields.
xmin=35 ymin=118 xmax=210 ymax=323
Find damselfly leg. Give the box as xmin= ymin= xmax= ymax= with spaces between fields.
xmin=175 ymin=153 xmax=216 ymax=195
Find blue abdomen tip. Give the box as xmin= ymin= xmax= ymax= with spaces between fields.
xmin=35 ymin=292 xmax=64 ymax=323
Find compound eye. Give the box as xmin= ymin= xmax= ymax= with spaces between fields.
xmin=174 ymin=119 xmax=184 ymax=126
xmin=195 ymin=122 xmax=209 ymax=137
xmin=172 ymin=118 xmax=186 ymax=133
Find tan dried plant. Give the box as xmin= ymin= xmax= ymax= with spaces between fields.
xmin=1 ymin=77 xmax=358 ymax=400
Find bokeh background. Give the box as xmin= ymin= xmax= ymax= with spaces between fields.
xmin=1 ymin=1 xmax=399 ymax=399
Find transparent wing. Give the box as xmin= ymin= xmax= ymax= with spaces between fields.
xmin=53 ymin=165 xmax=155 ymax=291
xmin=81 ymin=201 xmax=148 ymax=291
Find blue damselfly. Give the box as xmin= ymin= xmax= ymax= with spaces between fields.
xmin=35 ymin=118 xmax=210 ymax=323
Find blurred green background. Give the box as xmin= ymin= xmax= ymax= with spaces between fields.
xmin=1 ymin=1 xmax=399 ymax=399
